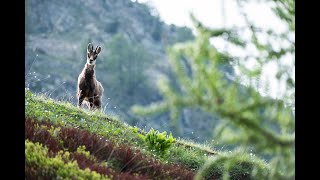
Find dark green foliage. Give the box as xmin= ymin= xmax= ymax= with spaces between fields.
xmin=168 ymin=25 xmax=194 ymax=44
xmin=144 ymin=128 xmax=175 ymax=155
xmin=151 ymin=19 xmax=163 ymax=41
xmin=102 ymin=34 xmax=152 ymax=104
xmin=104 ymin=18 xmax=120 ymax=34
xmin=100 ymin=34 xmax=159 ymax=124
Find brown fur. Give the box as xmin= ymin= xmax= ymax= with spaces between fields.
xmin=77 ymin=43 xmax=104 ymax=110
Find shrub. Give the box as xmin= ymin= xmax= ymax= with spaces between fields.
xmin=25 ymin=140 xmax=110 ymax=180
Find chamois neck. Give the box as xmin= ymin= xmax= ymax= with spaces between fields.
xmin=85 ymin=63 xmax=95 ymax=68
xmin=84 ymin=63 xmax=95 ymax=78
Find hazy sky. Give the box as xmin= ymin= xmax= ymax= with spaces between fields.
xmin=134 ymin=0 xmax=294 ymax=100
xmin=136 ymin=0 xmax=287 ymax=32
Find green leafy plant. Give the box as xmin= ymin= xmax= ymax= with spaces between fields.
xmin=145 ymin=128 xmax=175 ymax=155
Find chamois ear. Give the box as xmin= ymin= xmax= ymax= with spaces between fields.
xmin=87 ymin=43 xmax=93 ymax=53
xmin=95 ymin=46 xmax=101 ymax=55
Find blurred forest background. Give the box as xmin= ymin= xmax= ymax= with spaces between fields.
xmin=25 ymin=0 xmax=294 ymax=157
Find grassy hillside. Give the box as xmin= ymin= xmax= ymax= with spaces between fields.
xmin=25 ymin=90 xmax=268 ymax=179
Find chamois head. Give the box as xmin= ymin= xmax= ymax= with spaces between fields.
xmin=86 ymin=43 xmax=101 ymax=65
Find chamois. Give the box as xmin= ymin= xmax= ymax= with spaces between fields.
xmin=77 ymin=43 xmax=104 ymax=110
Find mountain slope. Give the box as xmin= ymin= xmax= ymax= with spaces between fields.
xmin=26 ymin=90 xmax=267 ymax=179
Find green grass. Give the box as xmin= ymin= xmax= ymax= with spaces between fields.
xmin=195 ymin=150 xmax=270 ymax=180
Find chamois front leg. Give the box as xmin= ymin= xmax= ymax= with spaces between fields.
xmin=78 ymin=93 xmax=85 ymax=108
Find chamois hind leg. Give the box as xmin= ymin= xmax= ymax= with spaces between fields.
xmin=88 ymin=95 xmax=94 ymax=110
xmin=93 ymin=97 xmax=102 ymax=110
